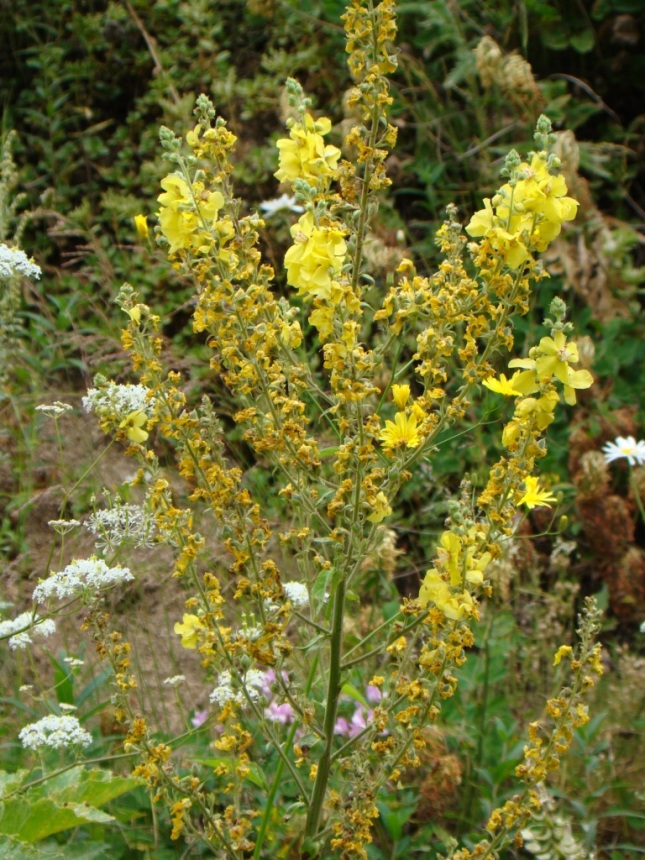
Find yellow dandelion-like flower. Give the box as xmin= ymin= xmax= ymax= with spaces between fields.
xmin=482 ymin=373 xmax=522 ymax=396
xmin=380 ymin=412 xmax=420 ymax=451
xmin=518 ymin=476 xmax=557 ymax=509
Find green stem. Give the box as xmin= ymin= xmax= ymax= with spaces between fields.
xmin=304 ymin=577 xmax=346 ymax=844
xmin=253 ymin=656 xmax=320 ymax=860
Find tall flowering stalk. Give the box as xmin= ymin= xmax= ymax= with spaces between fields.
xmin=5 ymin=1 xmax=601 ymax=857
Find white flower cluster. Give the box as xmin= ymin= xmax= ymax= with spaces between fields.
xmin=84 ymin=502 xmax=156 ymax=552
xmin=33 ymin=558 xmax=134 ymax=603
xmin=210 ymin=671 xmax=242 ymax=708
xmin=19 ymin=714 xmax=92 ymax=751
xmin=35 ymin=401 xmax=73 ymax=418
xmin=602 ymin=436 xmax=645 ymax=467
xmin=209 ymin=669 xmax=266 ymax=708
xmin=0 ymin=243 xmax=41 ymax=280
xmin=0 ymin=611 xmax=56 ymax=650
xmin=82 ymin=383 xmax=152 ymax=420
xmin=283 ymin=581 xmax=309 ymax=608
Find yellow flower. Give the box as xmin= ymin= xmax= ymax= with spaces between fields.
xmin=280 ymin=321 xmax=303 ymax=348
xmin=553 ymin=645 xmax=573 ymax=666
xmin=437 ymin=530 xmax=491 ymax=587
xmin=174 ymin=613 xmax=206 ymax=649
xmin=391 ymin=384 xmax=410 ymax=409
xmin=367 ymin=491 xmax=392 ymax=523
xmin=157 ymin=174 xmax=224 ymax=254
xmin=285 ymin=212 xmax=347 ymax=299
xmin=518 ymin=476 xmax=557 ymax=509
xmin=418 ymin=569 xmax=475 ymax=620
xmin=309 ymin=304 xmax=335 ymax=341
xmin=379 ymin=412 xmax=420 ymax=451
xmin=482 ymin=373 xmax=522 ymax=396
xmin=133 ymin=214 xmax=149 ymax=240
xmin=466 ymin=152 xmax=578 ymax=268
xmin=119 ymin=410 xmax=149 ymax=443
xmin=275 ymin=114 xmax=340 ymax=186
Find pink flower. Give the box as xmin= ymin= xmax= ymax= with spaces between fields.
xmin=366 ymin=685 xmax=382 ymax=704
xmin=334 ymin=717 xmax=350 ymax=736
xmin=190 ymin=709 xmax=208 ymax=728
xmin=265 ymin=701 xmax=295 ymax=725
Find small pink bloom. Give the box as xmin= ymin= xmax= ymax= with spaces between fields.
xmin=366 ymin=685 xmax=382 ymax=704
xmin=265 ymin=701 xmax=295 ymax=725
xmin=349 ymin=708 xmax=368 ymax=737
xmin=334 ymin=717 xmax=350 ymax=736
xmin=190 ymin=709 xmax=208 ymax=728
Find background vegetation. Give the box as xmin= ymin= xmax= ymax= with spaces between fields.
xmin=1 ymin=0 xmax=644 ymax=857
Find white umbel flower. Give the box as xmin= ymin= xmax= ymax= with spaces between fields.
xmin=83 ymin=383 xmax=152 ymax=420
xmin=33 ymin=558 xmax=133 ymax=603
xmin=0 ymin=243 xmax=41 ymax=280
xmin=602 ymin=436 xmax=645 ymax=467
xmin=84 ymin=502 xmax=156 ymax=552
xmin=0 ymin=611 xmax=56 ymax=650
xmin=283 ymin=581 xmax=309 ymax=608
xmin=19 ymin=715 xmax=92 ymax=751
xmin=209 ymin=671 xmax=243 ymax=708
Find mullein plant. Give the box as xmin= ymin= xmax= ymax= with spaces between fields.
xmin=5 ymin=1 xmax=604 ymax=857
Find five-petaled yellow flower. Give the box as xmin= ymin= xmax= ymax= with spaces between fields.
xmin=119 ymin=410 xmax=149 ymax=444
xmin=174 ymin=613 xmax=207 ymax=649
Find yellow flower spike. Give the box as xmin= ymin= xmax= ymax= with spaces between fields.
xmin=119 ymin=410 xmax=149 ymax=444
xmin=284 ymin=212 xmax=347 ymax=300
xmin=518 ymin=476 xmax=557 ymax=509
xmin=367 ymin=491 xmax=392 ymax=524
xmin=174 ymin=613 xmax=206 ymax=649
xmin=391 ymin=384 xmax=410 ymax=409
xmin=157 ymin=174 xmax=224 ymax=254
xmin=482 ymin=373 xmax=522 ymax=396
xmin=379 ymin=412 xmax=420 ymax=451
xmin=275 ymin=113 xmax=340 ymax=186
xmin=133 ymin=214 xmax=149 ymax=241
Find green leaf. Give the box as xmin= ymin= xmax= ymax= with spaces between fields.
xmin=311 ymin=568 xmax=332 ymax=611
xmin=0 ymin=796 xmax=113 ymax=842
xmin=244 ymin=762 xmax=268 ymax=791
xmin=0 ymin=767 xmax=140 ymax=843
xmin=0 ymin=770 xmax=28 ymax=798
xmin=570 ymin=29 xmax=595 ymax=53
xmin=340 ymin=683 xmax=368 ymax=707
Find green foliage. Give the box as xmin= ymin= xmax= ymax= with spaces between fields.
xmin=0 ymin=767 xmax=140 ymax=844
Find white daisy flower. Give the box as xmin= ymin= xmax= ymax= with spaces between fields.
xmin=602 ymin=436 xmax=645 ymax=467
xmin=259 ymin=193 xmax=304 ymax=217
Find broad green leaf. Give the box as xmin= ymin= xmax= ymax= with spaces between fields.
xmin=0 ymin=795 xmax=113 ymax=842
xmin=0 ymin=770 xmax=27 ymax=797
